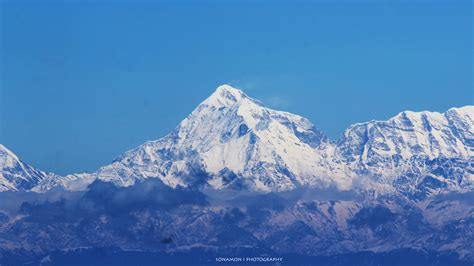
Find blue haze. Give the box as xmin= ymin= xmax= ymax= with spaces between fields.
xmin=0 ymin=0 xmax=472 ymax=174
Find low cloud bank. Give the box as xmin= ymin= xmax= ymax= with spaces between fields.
xmin=203 ymin=185 xmax=362 ymax=209
xmin=0 ymin=179 xmax=208 ymax=218
xmin=4 ymin=178 xmax=470 ymax=221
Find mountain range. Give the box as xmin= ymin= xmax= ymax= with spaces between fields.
xmin=1 ymin=84 xmax=473 ymax=265
xmin=1 ymin=85 xmax=473 ymax=200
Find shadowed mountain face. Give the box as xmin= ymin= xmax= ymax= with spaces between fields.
xmin=0 ymin=179 xmax=473 ymax=265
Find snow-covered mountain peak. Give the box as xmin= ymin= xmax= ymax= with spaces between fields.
xmin=339 ymin=106 xmax=473 ymax=161
xmin=388 ymin=106 xmax=473 ymax=128
xmin=213 ymin=84 xmax=245 ymax=99
xmin=7 ymin=81 xmax=470 ymax=197
xmin=445 ymin=106 xmax=474 ymax=133
xmin=70 ymin=84 xmax=342 ymax=192
xmin=389 ymin=109 xmax=445 ymax=124
xmin=202 ymin=84 xmax=254 ymax=108
xmin=178 ymin=84 xmax=326 ymax=148
xmin=447 ymin=105 xmax=474 ymax=116
xmin=0 ymin=144 xmax=49 ymax=191
xmin=0 ymin=144 xmax=20 ymax=168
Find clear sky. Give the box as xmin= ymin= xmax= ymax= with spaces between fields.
xmin=1 ymin=0 xmax=472 ymax=175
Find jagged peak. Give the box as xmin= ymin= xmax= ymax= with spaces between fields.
xmin=345 ymin=106 xmax=473 ymax=130
xmin=0 ymin=144 xmax=27 ymax=180
xmin=214 ymin=84 xmax=244 ymax=97
xmin=448 ymin=105 xmax=474 ymax=112
xmin=201 ymin=84 xmax=258 ymax=108
xmin=339 ymin=106 xmax=474 ymax=143
xmin=389 ymin=109 xmax=445 ymax=124
xmin=390 ymin=106 xmax=473 ymax=122
xmin=446 ymin=105 xmax=474 ymax=117
xmin=376 ymin=106 xmax=473 ymax=128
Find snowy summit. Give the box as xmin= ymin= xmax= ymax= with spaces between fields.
xmin=1 ymin=85 xmax=473 ymax=198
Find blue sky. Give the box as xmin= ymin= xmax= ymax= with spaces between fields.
xmin=1 ymin=0 xmax=472 ymax=174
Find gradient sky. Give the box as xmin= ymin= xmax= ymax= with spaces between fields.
xmin=1 ymin=0 xmax=472 ymax=175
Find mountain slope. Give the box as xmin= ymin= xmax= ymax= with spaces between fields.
xmin=83 ymin=87 xmax=473 ymax=194
xmin=337 ymin=106 xmax=473 ymax=165
xmin=0 ymin=144 xmax=49 ymax=191
xmin=59 ymin=85 xmax=349 ymax=192
xmin=4 ymin=84 xmax=472 ymax=196
xmin=336 ymin=106 xmax=474 ymax=197
xmin=2 ymin=186 xmax=473 ymax=264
